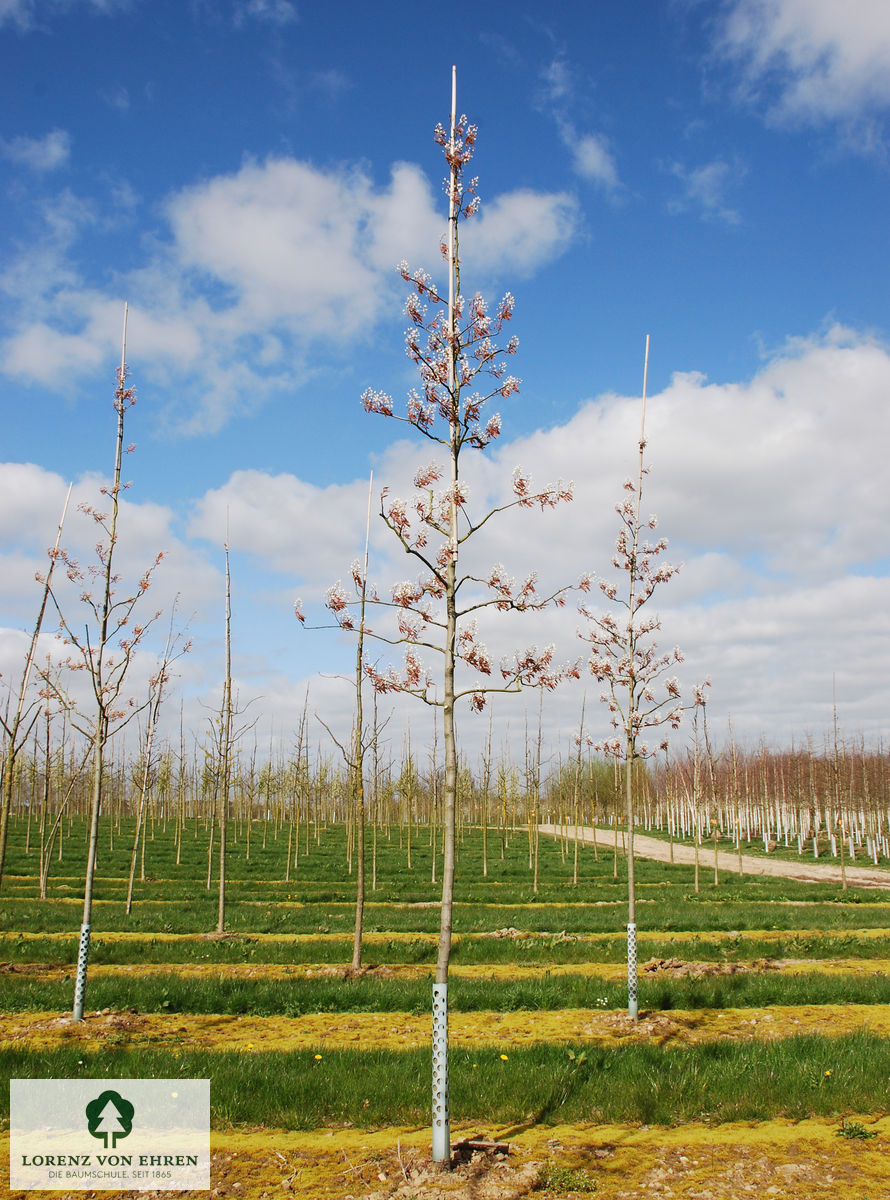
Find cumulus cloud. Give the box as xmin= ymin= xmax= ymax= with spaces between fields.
xmin=166 ymin=159 xmax=383 ymax=337
xmin=161 ymin=327 xmax=890 ymax=750
xmin=0 ymin=460 xmax=219 ymax=636
xmin=167 ymin=158 xmax=577 ymax=324
xmin=2 ymin=327 xmax=888 ymax=755
xmin=0 ymin=129 xmax=71 ymax=172
xmin=462 ymin=188 xmax=579 ymax=275
xmin=719 ymin=0 xmax=890 ymax=127
xmin=189 ymin=470 xmax=376 ymax=582
xmin=478 ymin=327 xmax=890 ymax=744
xmin=0 ymin=156 xmax=578 ymax=432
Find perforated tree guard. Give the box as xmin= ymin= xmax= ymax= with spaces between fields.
xmin=627 ymin=922 xmax=638 ymax=1020
xmin=73 ymin=922 xmax=91 ymax=1021
xmin=432 ymin=982 xmax=450 ymax=1162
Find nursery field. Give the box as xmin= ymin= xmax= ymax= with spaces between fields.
xmin=2 ymin=816 xmax=890 ymax=1199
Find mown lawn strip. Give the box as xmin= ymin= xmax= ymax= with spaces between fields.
xmin=1 ymin=1034 xmax=888 ymax=1129
xmin=3 ymin=928 xmax=890 ymax=975
xmin=1 ymin=964 xmax=889 ymax=1016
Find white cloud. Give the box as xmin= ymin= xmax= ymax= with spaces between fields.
xmin=720 ymin=0 xmax=890 ymax=126
xmin=166 ymin=159 xmax=382 ymax=336
xmin=167 ymin=158 xmax=578 ymax=324
xmin=0 ymin=156 xmax=579 ymax=432
xmin=170 ymin=326 xmax=890 ymax=750
xmin=0 ymin=459 xmax=219 ymax=638
xmin=3 ymin=327 xmax=888 ymax=757
xmin=3 ymin=318 xmax=109 ymax=384
xmin=462 ymin=188 xmax=579 ymax=276
xmin=232 ymin=0 xmax=296 ymax=26
xmin=101 ymin=84 xmax=130 ymax=112
xmin=569 ymin=132 xmax=620 ymax=190
xmin=189 ymin=470 xmax=375 ymax=582
xmin=667 ymin=157 xmax=744 ymax=224
xmin=540 ymin=58 xmax=573 ymax=106
xmin=364 ymin=163 xmax=443 ymax=274
xmin=538 ymin=57 xmax=621 ymax=191
xmin=0 ymin=0 xmax=133 ymax=32
xmin=0 ymin=129 xmax=71 ymax=172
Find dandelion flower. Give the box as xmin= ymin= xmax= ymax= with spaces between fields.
xmin=314 ymin=1054 xmax=323 ymax=1061
xmin=500 ymin=1054 xmax=509 ymax=1061
xmin=824 ymin=1069 xmax=832 ymax=1077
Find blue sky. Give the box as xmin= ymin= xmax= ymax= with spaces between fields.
xmin=2 ymin=0 xmax=890 ymax=765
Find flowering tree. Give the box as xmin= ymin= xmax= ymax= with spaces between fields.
xmin=319 ymin=69 xmax=578 ymax=1164
xmin=42 ymin=305 xmax=163 ymax=1020
xmin=579 ymin=337 xmax=695 ymax=1020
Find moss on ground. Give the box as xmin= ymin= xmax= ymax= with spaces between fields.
xmin=3 ymin=1001 xmax=890 ymax=1054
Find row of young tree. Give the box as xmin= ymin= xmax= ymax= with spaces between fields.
xmin=1 ymin=69 xmax=880 ymax=1165
xmin=7 ymin=723 xmax=890 ymax=891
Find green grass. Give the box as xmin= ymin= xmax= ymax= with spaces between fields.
xmin=2 ymin=967 xmax=889 ymax=1017
xmin=1 ymin=1033 xmax=886 ymax=1129
xmin=4 ymin=818 xmax=888 ymax=1138
xmin=4 ymin=886 xmax=889 ymax=936
xmin=7 ymin=820 xmax=887 ymax=912
xmin=3 ymin=927 xmax=887 ymax=969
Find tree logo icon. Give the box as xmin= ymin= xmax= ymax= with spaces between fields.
xmin=85 ymin=1090 xmax=135 ymax=1149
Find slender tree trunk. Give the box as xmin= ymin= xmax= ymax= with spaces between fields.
xmin=351 ymin=474 xmax=373 ymax=971
xmin=217 ymin=538 xmax=233 ymax=934
xmin=73 ymin=308 xmax=131 ymax=1021
xmin=73 ymin=728 xmax=105 ymax=1020
xmin=432 ymin=68 xmax=460 ymax=1165
xmin=371 ymin=694 xmax=379 ymax=892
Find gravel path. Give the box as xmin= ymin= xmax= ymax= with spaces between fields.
xmin=538 ymin=824 xmax=890 ymax=890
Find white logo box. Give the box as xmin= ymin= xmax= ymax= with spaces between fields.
xmin=10 ymin=1079 xmax=210 ymax=1191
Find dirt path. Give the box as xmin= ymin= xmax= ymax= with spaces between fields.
xmin=539 ymin=825 xmax=890 ymax=889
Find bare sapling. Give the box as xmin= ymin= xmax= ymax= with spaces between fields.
xmin=571 ymin=697 xmax=587 ymax=886
xmin=349 ymin=478 xmax=374 ymax=969
xmin=318 ymin=68 xmax=579 ymax=1164
xmin=209 ymin=535 xmax=257 ymax=932
xmin=313 ymin=475 xmax=378 ymax=969
xmin=832 ymin=687 xmax=847 ymax=891
xmin=0 ymin=483 xmax=72 ymax=892
xmin=700 ymin=691 xmax=720 ymax=885
xmin=217 ymin=536 xmax=234 ymax=933
xmin=579 ymin=336 xmax=700 ymax=1020
xmin=42 ymin=304 xmax=164 ymax=1019
xmin=125 ymin=606 xmax=189 ymax=914
xmin=480 ymin=711 xmax=493 ymax=877
xmin=38 ymin=725 xmax=92 ymax=899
